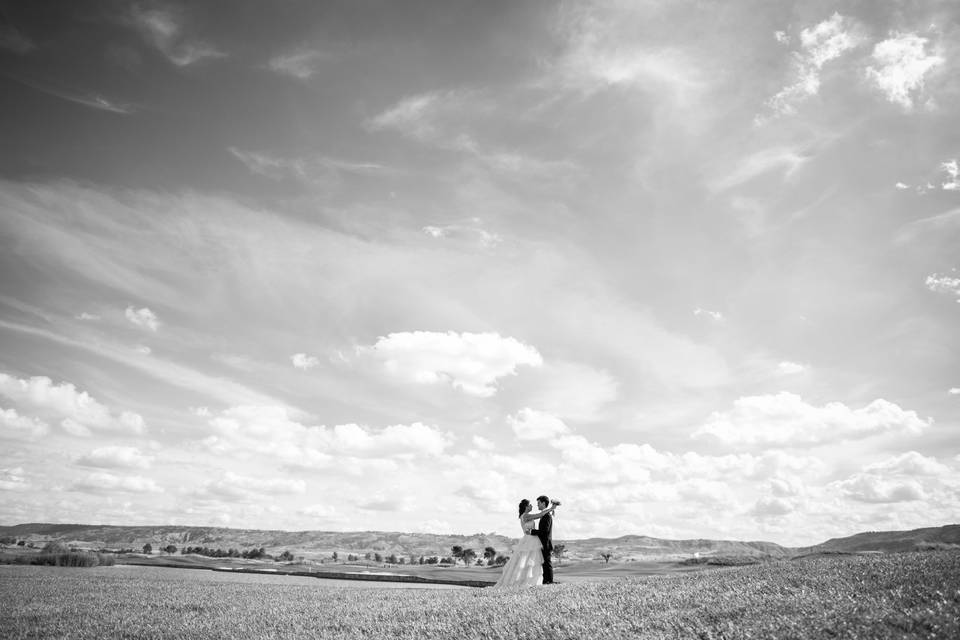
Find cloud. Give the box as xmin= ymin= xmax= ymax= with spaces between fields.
xmin=421 ymin=223 xmax=502 ymax=248
xmin=0 ymin=406 xmax=48 ymax=438
xmin=507 ymin=408 xmax=570 ymax=441
xmin=367 ymin=91 xmax=462 ymax=141
xmin=201 ymin=471 xmax=305 ymax=501
xmin=950 ymin=388 xmax=960 ymax=395
xmin=228 ymin=148 xmax=308 ymax=181
xmin=357 ymin=331 xmax=542 ymax=397
xmin=761 ymin=13 xmax=865 ymax=120
xmin=200 ymin=405 xmax=453 ymax=465
xmin=694 ymin=307 xmax=725 ymax=322
xmin=291 ymin=353 xmax=320 ymax=370
xmin=551 ymin=2 xmax=705 ymax=100
xmin=749 ymin=496 xmax=794 ymax=517
xmin=130 ymin=5 xmax=226 ymax=67
xmin=941 ymin=159 xmax=959 ymax=191
xmin=0 ymin=467 xmax=29 ymax=491
xmin=694 ymin=392 xmax=930 ymax=446
xmin=836 ymin=473 xmax=924 ymax=503
xmin=865 ymin=33 xmax=944 ymax=110
xmin=2 ymin=74 xmax=135 ymax=114
xmin=0 ymin=25 xmax=36 ymax=54
xmin=76 ymin=312 xmax=100 ymax=321
xmin=776 ymin=361 xmax=808 ymax=375
xmin=522 ymin=361 xmax=618 ymax=422
xmin=72 ymin=472 xmax=162 ymax=494
xmin=125 ymin=306 xmax=159 ymax=331
xmin=0 ymin=373 xmax=147 ymax=435
xmin=925 ymin=272 xmax=960 ymax=301
xmin=710 ymin=146 xmax=809 ymax=192
xmin=77 ymin=446 xmax=152 ymax=469
xmin=895 ymin=182 xmax=910 ymax=190
xmin=267 ymin=49 xmax=326 ymax=79
xmin=864 ymin=451 xmax=949 ymax=477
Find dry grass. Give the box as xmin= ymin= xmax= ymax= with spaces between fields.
xmin=1 ymin=550 xmax=958 ymax=639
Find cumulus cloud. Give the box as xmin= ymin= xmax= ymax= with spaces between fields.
xmin=895 ymin=182 xmax=910 ymax=190
xmin=949 ymin=388 xmax=960 ymax=395
xmin=925 ymin=272 xmax=960 ymax=301
xmin=694 ymin=392 xmax=930 ymax=446
xmin=358 ymin=331 xmax=542 ymax=397
xmin=749 ymin=496 xmax=794 ymax=517
xmin=776 ymin=361 xmax=808 ymax=375
xmin=201 ymin=471 xmax=305 ymax=501
xmin=0 ymin=373 xmax=146 ymax=435
xmin=0 ymin=466 xmax=29 ymax=491
xmin=694 ymin=307 xmax=725 ymax=322
xmin=865 ymin=33 xmax=944 ymax=110
xmin=864 ymin=451 xmax=949 ymax=477
xmin=0 ymin=406 xmax=49 ymax=438
xmin=200 ymin=405 xmax=453 ymax=465
xmin=77 ymin=446 xmax=152 ymax=469
xmin=130 ymin=5 xmax=226 ymax=67
xmin=941 ymin=159 xmax=959 ymax=191
xmin=291 ymin=353 xmax=320 ymax=370
xmin=72 ymin=472 xmax=162 ymax=494
xmin=761 ymin=13 xmax=865 ymax=119
xmin=125 ymin=306 xmax=159 ymax=331
xmin=837 ymin=474 xmax=924 ymax=503
xmin=507 ymin=408 xmax=570 ymax=441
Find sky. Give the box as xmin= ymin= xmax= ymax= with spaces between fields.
xmin=0 ymin=0 xmax=958 ymax=547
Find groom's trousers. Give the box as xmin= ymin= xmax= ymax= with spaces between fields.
xmin=541 ymin=548 xmax=553 ymax=584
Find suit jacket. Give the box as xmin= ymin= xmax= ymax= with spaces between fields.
xmin=536 ymin=512 xmax=553 ymax=552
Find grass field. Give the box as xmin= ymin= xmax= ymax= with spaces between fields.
xmin=2 ymin=551 xmax=958 ymax=639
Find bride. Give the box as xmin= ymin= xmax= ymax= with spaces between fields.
xmin=493 ymin=498 xmax=558 ymax=588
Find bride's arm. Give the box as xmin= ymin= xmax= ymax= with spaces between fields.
xmin=521 ymin=504 xmax=557 ymax=521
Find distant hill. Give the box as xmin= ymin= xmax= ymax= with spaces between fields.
xmin=1 ymin=522 xmax=956 ymax=561
xmin=800 ymin=524 xmax=960 ymax=555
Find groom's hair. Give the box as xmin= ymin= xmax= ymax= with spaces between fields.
xmin=537 ymin=495 xmax=549 ymax=505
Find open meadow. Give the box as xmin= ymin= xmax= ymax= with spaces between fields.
xmin=2 ymin=550 xmax=959 ymax=639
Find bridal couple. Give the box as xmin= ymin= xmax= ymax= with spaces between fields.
xmin=493 ymin=495 xmax=559 ymax=588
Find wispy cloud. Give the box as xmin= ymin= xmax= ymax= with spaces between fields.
xmin=760 ymin=13 xmax=865 ymax=121
xmin=865 ymin=32 xmax=944 ymax=111
xmin=694 ymin=308 xmax=725 ymax=322
xmin=291 ymin=353 xmax=319 ymax=370
xmin=228 ymin=147 xmax=390 ymax=184
xmin=125 ymin=306 xmax=159 ymax=331
xmin=130 ymin=5 xmax=226 ymax=67
xmin=1 ymin=73 xmax=135 ymax=114
xmin=267 ymin=49 xmax=327 ymax=79
xmin=710 ymin=146 xmax=810 ymax=192
xmin=0 ymin=24 xmax=35 ymax=54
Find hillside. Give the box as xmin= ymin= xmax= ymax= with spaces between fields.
xmin=802 ymin=524 xmax=960 ymax=554
xmin=2 ymin=522 xmax=956 ymax=561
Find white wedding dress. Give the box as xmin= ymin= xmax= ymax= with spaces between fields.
xmin=493 ymin=517 xmax=544 ymax=588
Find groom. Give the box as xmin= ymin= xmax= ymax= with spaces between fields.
xmin=534 ymin=495 xmax=554 ymax=584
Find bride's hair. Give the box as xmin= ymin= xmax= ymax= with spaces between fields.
xmin=517 ymin=499 xmax=530 ymax=517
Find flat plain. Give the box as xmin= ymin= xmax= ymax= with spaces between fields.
xmin=2 ymin=551 xmax=959 ymax=639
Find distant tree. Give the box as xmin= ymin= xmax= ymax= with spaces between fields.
xmin=418 ymin=556 xmax=425 ymax=565
xmin=364 ymin=552 xmax=372 ymax=561
xmin=451 ymin=546 xmax=463 ymax=564
xmin=494 ymin=555 xmax=508 ymax=566
xmin=552 ymin=544 xmax=566 ymax=565
xmin=278 ymin=550 xmax=294 ymax=562
xmin=425 ymin=556 xmax=438 ymax=565
xmin=0 ymin=536 xmax=16 ymax=544
xmin=483 ymin=546 xmax=497 ymax=566
xmin=17 ymin=540 xmax=26 ymax=546
xmin=164 ymin=545 xmax=177 ymax=555
xmin=142 ymin=543 xmax=152 ymax=555
xmin=387 ymin=553 xmax=398 ymax=564
xmin=374 ymin=552 xmax=383 ymax=563
xmin=601 ymin=553 xmax=613 ymax=564
xmin=332 ymin=551 xmax=338 ymax=561
xmin=475 ymin=559 xmax=484 ymax=566
xmin=461 ymin=548 xmax=476 ymax=566
xmin=399 ymin=557 xmax=406 ymax=565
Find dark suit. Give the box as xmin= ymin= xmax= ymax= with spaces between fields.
xmin=536 ymin=511 xmax=553 ymax=584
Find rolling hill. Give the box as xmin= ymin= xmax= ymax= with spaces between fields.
xmin=1 ymin=522 xmax=956 ymax=561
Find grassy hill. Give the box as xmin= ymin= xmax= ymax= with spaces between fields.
xmin=2 ymin=522 xmax=956 ymax=562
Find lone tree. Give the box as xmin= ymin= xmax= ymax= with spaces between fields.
xmin=601 ymin=552 xmax=613 ymax=564
xmin=483 ymin=546 xmax=497 ymax=566
xmin=461 ymin=548 xmax=477 ymax=566
xmin=451 ymin=545 xmax=463 ymax=564
xmin=142 ymin=543 xmax=152 ymax=555
xmin=164 ymin=544 xmax=177 ymax=555
xmin=552 ymin=543 xmax=566 ymax=565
